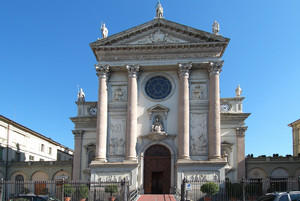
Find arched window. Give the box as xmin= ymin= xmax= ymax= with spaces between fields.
xmin=15 ymin=174 xmax=24 ymax=195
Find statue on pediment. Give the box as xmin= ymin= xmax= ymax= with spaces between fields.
xmin=101 ymin=23 xmax=108 ymax=38
xmin=156 ymin=1 xmax=164 ymax=18
xmin=77 ymin=88 xmax=85 ymax=102
xmin=212 ymin=20 xmax=219 ymax=35
xmin=235 ymin=84 xmax=242 ymax=97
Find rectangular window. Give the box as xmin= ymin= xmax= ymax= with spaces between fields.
xmin=57 ymin=153 xmax=61 ymax=161
xmin=49 ymin=147 xmax=52 ymax=155
xmin=29 ymin=155 xmax=34 ymax=161
xmin=41 ymin=144 xmax=45 ymax=152
xmin=0 ymin=148 xmax=3 ymax=161
xmin=40 ymin=158 xmax=44 ymax=161
xmin=15 ymin=152 xmax=21 ymax=162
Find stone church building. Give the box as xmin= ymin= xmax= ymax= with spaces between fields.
xmin=71 ymin=5 xmax=250 ymax=194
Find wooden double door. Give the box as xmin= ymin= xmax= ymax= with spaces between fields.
xmin=144 ymin=145 xmax=171 ymax=194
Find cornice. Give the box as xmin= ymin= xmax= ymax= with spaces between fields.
xmin=70 ymin=116 xmax=97 ymax=128
xmin=76 ymin=101 xmax=97 ymax=106
xmin=221 ymin=97 xmax=245 ymax=102
xmin=221 ymin=113 xmax=251 ymax=125
xmin=93 ymin=42 xmax=227 ymax=51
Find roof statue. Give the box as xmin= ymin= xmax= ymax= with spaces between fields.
xmin=155 ymin=1 xmax=164 ymax=19
xmin=235 ymin=84 xmax=242 ymax=97
xmin=78 ymin=88 xmax=85 ymax=102
xmin=101 ymin=22 xmax=108 ymax=38
xmin=212 ymin=20 xmax=220 ymax=35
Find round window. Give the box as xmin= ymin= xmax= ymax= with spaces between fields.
xmin=145 ymin=76 xmax=172 ymax=100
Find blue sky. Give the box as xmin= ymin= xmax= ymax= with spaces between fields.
xmin=1 ymin=0 xmax=299 ymax=157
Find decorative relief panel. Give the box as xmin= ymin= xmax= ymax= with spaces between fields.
xmin=184 ymin=171 xmax=219 ymax=182
xmin=110 ymin=85 xmax=127 ymax=102
xmin=109 ymin=115 xmax=126 ymax=156
xmin=190 ymin=113 xmax=207 ymax=155
xmin=190 ymin=82 xmax=207 ymax=100
xmin=95 ymin=172 xmax=131 ymax=184
xmin=130 ymin=29 xmax=188 ymax=44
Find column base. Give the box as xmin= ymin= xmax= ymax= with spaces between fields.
xmin=178 ymin=156 xmax=190 ymax=160
xmin=209 ymin=155 xmax=222 ymax=161
xmin=94 ymin=158 xmax=107 ymax=163
xmin=125 ymin=156 xmax=138 ymax=162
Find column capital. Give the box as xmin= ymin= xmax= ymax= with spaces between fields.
xmin=236 ymin=126 xmax=248 ymax=136
xmin=95 ymin=64 xmax=110 ymax=78
xmin=178 ymin=63 xmax=192 ymax=77
xmin=126 ymin=64 xmax=140 ymax=78
xmin=72 ymin=130 xmax=84 ymax=138
xmin=208 ymin=61 xmax=224 ymax=75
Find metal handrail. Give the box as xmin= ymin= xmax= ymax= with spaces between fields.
xmin=129 ymin=188 xmax=140 ymax=201
xmin=172 ymin=186 xmax=181 ymax=201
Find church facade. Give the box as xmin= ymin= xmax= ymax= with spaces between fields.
xmin=71 ymin=8 xmax=250 ymax=193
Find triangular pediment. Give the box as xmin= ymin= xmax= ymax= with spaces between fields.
xmin=90 ymin=18 xmax=229 ymax=47
xmin=147 ymin=104 xmax=169 ymax=113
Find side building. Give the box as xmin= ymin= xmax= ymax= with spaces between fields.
xmin=246 ymin=119 xmax=300 ymax=193
xmin=0 ymin=115 xmax=73 ymax=182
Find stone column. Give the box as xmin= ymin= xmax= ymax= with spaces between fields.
xmin=95 ymin=64 xmax=109 ymax=162
xmin=236 ymin=127 xmax=247 ymax=181
xmin=125 ymin=64 xmax=139 ymax=161
xmin=72 ymin=130 xmax=83 ymax=180
xmin=208 ymin=61 xmax=223 ymax=160
xmin=178 ymin=63 xmax=192 ymax=160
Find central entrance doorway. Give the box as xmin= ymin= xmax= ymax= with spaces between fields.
xmin=144 ymin=145 xmax=171 ymax=194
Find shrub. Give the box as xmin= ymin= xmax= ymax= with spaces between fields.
xmin=79 ymin=184 xmax=89 ymax=199
xmin=105 ymin=184 xmax=118 ymax=197
xmin=63 ymin=184 xmax=75 ymax=197
xmin=21 ymin=187 xmax=30 ymax=194
xmin=227 ymin=183 xmax=243 ymax=198
xmin=41 ymin=188 xmax=49 ymax=195
xmin=201 ymin=182 xmax=219 ymax=196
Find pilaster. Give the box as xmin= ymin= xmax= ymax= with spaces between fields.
xmin=236 ymin=126 xmax=247 ymax=181
xmin=72 ymin=130 xmax=84 ymax=180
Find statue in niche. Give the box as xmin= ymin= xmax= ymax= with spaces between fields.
xmin=113 ymin=87 xmax=124 ymax=101
xmin=192 ymin=85 xmax=204 ymax=99
xmin=152 ymin=117 xmax=164 ymax=133
xmin=77 ymin=88 xmax=85 ymax=102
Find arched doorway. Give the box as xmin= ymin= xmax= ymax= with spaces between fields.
xmin=144 ymin=145 xmax=171 ymax=194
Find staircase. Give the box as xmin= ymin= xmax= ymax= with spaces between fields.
xmin=137 ymin=194 xmax=176 ymax=201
